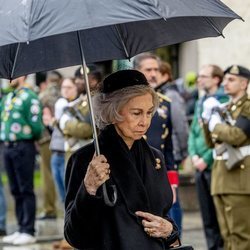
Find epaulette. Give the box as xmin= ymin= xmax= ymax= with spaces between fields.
xmin=157 ymin=92 xmax=172 ymax=103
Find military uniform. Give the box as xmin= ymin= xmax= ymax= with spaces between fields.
xmin=146 ymin=92 xmax=175 ymax=171
xmin=145 ymin=91 xmax=181 ymax=233
xmin=59 ymin=94 xmax=93 ymax=162
xmin=203 ymin=65 xmax=250 ymax=250
xmin=0 ymin=87 xmax=43 ymax=236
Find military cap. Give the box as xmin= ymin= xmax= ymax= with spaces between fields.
xmin=75 ymin=64 xmax=101 ymax=78
xmin=224 ymin=65 xmax=250 ymax=80
xmin=102 ymin=70 xmax=149 ymax=93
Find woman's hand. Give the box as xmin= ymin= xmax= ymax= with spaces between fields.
xmin=135 ymin=211 xmax=173 ymax=239
xmin=84 ymin=154 xmax=110 ymax=195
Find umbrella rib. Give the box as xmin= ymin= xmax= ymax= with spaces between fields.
xmin=11 ymin=43 xmax=21 ymax=80
xmin=204 ymin=17 xmax=225 ymax=38
xmin=26 ymin=0 xmax=34 ymax=43
xmin=115 ymin=25 xmax=130 ymax=59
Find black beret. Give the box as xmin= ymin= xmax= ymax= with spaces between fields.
xmin=102 ymin=70 xmax=149 ymax=93
xmin=74 ymin=64 xmax=101 ymax=78
xmin=224 ymin=65 xmax=250 ymax=80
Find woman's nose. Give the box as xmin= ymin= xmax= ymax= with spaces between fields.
xmin=139 ymin=115 xmax=149 ymax=126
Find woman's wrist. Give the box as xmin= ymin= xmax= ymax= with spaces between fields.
xmin=84 ymin=181 xmax=97 ymax=196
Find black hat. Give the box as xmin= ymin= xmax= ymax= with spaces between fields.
xmin=102 ymin=70 xmax=148 ymax=93
xmin=224 ymin=65 xmax=250 ymax=80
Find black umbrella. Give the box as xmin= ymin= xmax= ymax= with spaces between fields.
xmin=0 ymin=0 xmax=241 ymax=206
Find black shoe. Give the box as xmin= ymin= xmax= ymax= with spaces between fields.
xmin=0 ymin=229 xmax=6 ymax=236
xmin=36 ymin=213 xmax=57 ymax=220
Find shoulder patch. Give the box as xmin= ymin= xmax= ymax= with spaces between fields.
xmin=157 ymin=92 xmax=171 ymax=103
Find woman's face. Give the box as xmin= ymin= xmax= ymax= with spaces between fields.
xmin=114 ymin=93 xmax=154 ymax=148
xmin=61 ymin=78 xmax=78 ymax=100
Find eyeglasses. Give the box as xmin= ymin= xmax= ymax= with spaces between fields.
xmin=61 ymin=85 xmax=75 ymax=89
xmin=197 ymin=75 xmax=213 ymax=79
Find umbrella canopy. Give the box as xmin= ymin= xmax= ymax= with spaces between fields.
xmin=0 ymin=0 xmax=241 ymax=79
xmin=0 ymin=0 xmax=241 ymax=206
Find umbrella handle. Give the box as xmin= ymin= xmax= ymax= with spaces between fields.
xmin=102 ymin=183 xmax=118 ymax=207
xmin=77 ymin=31 xmax=117 ymax=207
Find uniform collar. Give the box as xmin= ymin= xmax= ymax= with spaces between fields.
xmin=228 ymin=93 xmax=248 ymax=111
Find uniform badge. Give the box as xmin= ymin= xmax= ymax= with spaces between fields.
xmin=229 ymin=65 xmax=239 ymax=75
xmin=81 ymin=101 xmax=88 ymax=107
xmin=157 ymin=108 xmax=167 ymax=119
xmin=12 ymin=112 xmax=21 ymax=119
xmin=9 ymin=133 xmax=16 ymax=141
xmin=31 ymin=104 xmax=40 ymax=114
xmin=231 ymin=105 xmax=236 ymax=111
xmin=155 ymin=158 xmax=161 ymax=169
xmin=20 ymin=92 xmax=29 ymax=100
xmin=31 ymin=99 xmax=39 ymax=104
xmin=23 ymin=125 xmax=31 ymax=135
xmin=14 ymin=98 xmax=23 ymax=106
xmin=10 ymin=123 xmax=22 ymax=133
xmin=31 ymin=116 xmax=38 ymax=122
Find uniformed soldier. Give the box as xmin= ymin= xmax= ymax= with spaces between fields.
xmin=59 ymin=93 xmax=93 ymax=161
xmin=202 ymin=65 xmax=250 ymax=250
xmin=0 ymin=76 xmax=43 ymax=245
xmin=189 ymin=64 xmax=226 ymax=250
xmin=133 ymin=53 xmax=180 ymax=231
xmin=59 ymin=65 xmax=102 ymax=162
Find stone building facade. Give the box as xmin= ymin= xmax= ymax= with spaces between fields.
xmin=179 ymin=0 xmax=250 ymax=77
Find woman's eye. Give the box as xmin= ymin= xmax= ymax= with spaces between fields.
xmin=133 ymin=112 xmax=140 ymax=116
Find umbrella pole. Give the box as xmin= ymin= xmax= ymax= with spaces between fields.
xmin=77 ymin=31 xmax=117 ymax=207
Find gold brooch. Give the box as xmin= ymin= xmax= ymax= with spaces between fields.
xmin=155 ymin=158 xmax=161 ymax=169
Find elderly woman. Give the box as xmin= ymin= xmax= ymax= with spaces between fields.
xmin=64 ymin=70 xmax=180 ymax=250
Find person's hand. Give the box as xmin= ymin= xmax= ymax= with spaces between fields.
xmin=135 ymin=211 xmax=173 ymax=239
xmin=59 ymin=113 xmax=71 ymax=130
xmin=84 ymin=154 xmax=110 ymax=195
xmin=202 ymin=97 xmax=221 ymax=121
xmin=191 ymin=155 xmax=199 ymax=166
xmin=194 ymin=158 xmax=207 ymax=172
xmin=171 ymin=185 xmax=177 ymax=204
xmin=208 ymin=113 xmax=222 ymax=132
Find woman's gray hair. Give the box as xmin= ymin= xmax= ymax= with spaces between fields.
xmin=92 ymin=85 xmax=159 ymax=129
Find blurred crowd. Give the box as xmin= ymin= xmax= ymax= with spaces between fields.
xmin=0 ymin=53 xmax=250 ymax=250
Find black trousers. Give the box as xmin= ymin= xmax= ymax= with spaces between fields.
xmin=3 ymin=140 xmax=36 ymax=235
xmin=195 ymin=170 xmax=223 ymax=250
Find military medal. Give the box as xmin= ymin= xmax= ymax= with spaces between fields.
xmin=155 ymin=158 xmax=161 ymax=169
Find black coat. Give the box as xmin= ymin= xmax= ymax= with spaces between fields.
xmin=64 ymin=125 xmax=178 ymax=250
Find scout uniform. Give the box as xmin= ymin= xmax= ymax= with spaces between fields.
xmin=0 ymin=86 xmax=43 ymax=237
xmin=203 ymin=65 xmax=250 ymax=250
xmin=0 ymin=88 xmax=43 ymax=236
xmin=0 ymin=87 xmax=43 ymax=141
